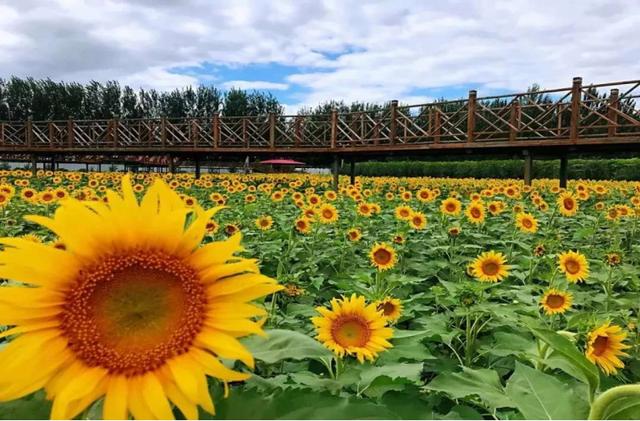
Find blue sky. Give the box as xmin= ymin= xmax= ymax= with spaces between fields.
xmin=1 ymin=0 xmax=638 ymax=113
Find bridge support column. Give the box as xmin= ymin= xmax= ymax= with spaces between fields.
xmin=194 ymin=157 xmax=201 ymax=179
xmin=559 ymin=155 xmax=568 ymax=189
xmin=349 ymin=158 xmax=356 ymax=185
xmin=523 ymin=151 xmax=533 ymax=186
xmin=168 ymin=155 xmax=175 ymax=174
xmin=31 ymin=155 xmax=37 ymax=176
xmin=331 ymin=155 xmax=339 ymax=190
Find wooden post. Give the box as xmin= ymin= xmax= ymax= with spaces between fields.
xmin=608 ymin=88 xmax=619 ymax=137
xmin=161 ymin=117 xmax=167 ymax=147
xmin=67 ymin=116 xmax=74 ymax=148
xmin=112 ymin=118 xmax=119 ymax=146
xmin=559 ymin=155 xmax=569 ymax=188
xmin=194 ymin=156 xmax=201 ymax=179
xmin=26 ymin=117 xmax=33 ymax=147
xmin=330 ymin=109 xmax=337 ymax=149
xmin=31 ymin=154 xmax=37 ymax=175
xmin=168 ymin=155 xmax=175 ymax=173
xmin=467 ymin=90 xmax=477 ymax=143
xmin=192 ymin=119 xmax=198 ymax=148
xmin=48 ymin=122 xmax=54 ymax=147
xmin=523 ymin=150 xmax=533 ymax=186
xmin=509 ymin=101 xmax=520 ymax=142
xmin=294 ymin=116 xmax=302 ymax=147
xmin=269 ymin=113 xmax=276 ymax=148
xmin=434 ymin=108 xmax=441 ymax=143
xmin=0 ymin=122 xmax=4 ymax=145
xmin=569 ymin=77 xmax=582 ymax=143
xmin=349 ymin=158 xmax=356 ymax=185
xmin=390 ymin=100 xmax=398 ymax=144
xmin=331 ymin=155 xmax=339 ymax=189
xmin=212 ymin=112 xmax=220 ymax=148
xmin=242 ymin=117 xmax=248 ymax=148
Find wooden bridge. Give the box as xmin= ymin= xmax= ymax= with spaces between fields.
xmin=0 ymin=77 xmax=639 ymax=185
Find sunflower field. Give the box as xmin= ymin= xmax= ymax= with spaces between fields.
xmin=0 ymin=169 xmax=638 ymax=420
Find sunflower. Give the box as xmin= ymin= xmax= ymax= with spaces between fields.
xmin=356 ymin=202 xmax=373 ymax=217
xmin=0 ymin=175 xmax=282 ymax=419
xmin=369 ymin=242 xmax=398 ymax=271
xmin=440 ymin=197 xmax=462 ymax=216
xmin=470 ymin=251 xmax=510 ymax=282
xmin=374 ymin=297 xmax=403 ymax=323
xmin=515 ymin=212 xmax=538 ymax=233
xmin=255 ymin=215 xmax=274 ymax=231
xmin=585 ymin=322 xmax=630 ymax=375
xmin=540 ymin=289 xmax=573 ymax=315
xmin=465 ymin=202 xmax=485 ymax=224
xmin=558 ymin=251 xmax=589 ymax=283
xmin=318 ymin=203 xmax=339 ymax=224
xmin=224 ymin=223 xmax=240 ymax=236
xmin=346 ymin=228 xmax=362 ymax=242
xmin=394 ymin=205 xmax=413 ymax=221
xmin=312 ymin=294 xmax=393 ymax=363
xmin=294 ymin=217 xmax=312 ymax=234
xmin=408 ymin=211 xmax=427 ymax=230
xmin=557 ymin=192 xmax=579 ymax=216
xmin=448 ymin=226 xmax=461 ymax=237
xmin=20 ymin=188 xmax=37 ymax=202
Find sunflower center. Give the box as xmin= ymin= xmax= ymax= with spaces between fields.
xmin=332 ymin=316 xmax=371 ymax=348
xmin=563 ymin=198 xmax=575 ymax=210
xmin=378 ymin=302 xmax=396 ymax=316
xmin=482 ymin=261 xmax=500 ymax=276
xmin=522 ymin=218 xmax=533 ymax=228
xmin=60 ymin=251 xmax=206 ymax=376
xmin=323 ymin=209 xmax=333 ymax=219
xmin=545 ymin=294 xmax=565 ymax=309
xmin=565 ymin=259 xmax=580 ymax=274
xmin=471 ymin=208 xmax=481 ymax=218
xmin=446 ymin=203 xmax=456 ymax=212
xmin=592 ymin=335 xmax=609 ymax=356
xmin=373 ymin=248 xmax=392 ymax=265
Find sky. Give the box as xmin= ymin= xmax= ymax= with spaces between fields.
xmin=0 ymin=0 xmax=638 ymax=113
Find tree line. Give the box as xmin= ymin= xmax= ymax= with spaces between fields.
xmin=0 ymin=77 xmax=284 ymax=121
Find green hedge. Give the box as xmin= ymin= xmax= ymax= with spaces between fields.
xmin=342 ymin=158 xmax=640 ymax=180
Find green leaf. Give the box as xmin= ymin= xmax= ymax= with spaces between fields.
xmin=599 ymin=396 xmax=640 ymax=420
xmin=0 ymin=392 xmax=51 ymax=420
xmin=505 ymin=362 xmax=589 ymax=420
xmin=242 ymin=329 xmax=333 ymax=364
xmin=426 ymin=366 xmax=514 ymax=409
xmin=527 ymin=325 xmax=600 ymax=397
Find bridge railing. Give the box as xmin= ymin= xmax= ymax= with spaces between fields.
xmin=0 ymin=77 xmax=639 ymax=151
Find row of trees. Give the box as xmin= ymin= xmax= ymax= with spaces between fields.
xmin=0 ymin=77 xmax=284 ymax=121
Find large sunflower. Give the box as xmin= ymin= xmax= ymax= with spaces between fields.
xmin=312 ymin=294 xmax=393 ymax=362
xmin=540 ymin=289 xmax=573 ymax=315
xmin=465 ymin=202 xmax=485 ymax=224
xmin=557 ymin=192 xmax=579 ymax=216
xmin=515 ymin=212 xmax=538 ymax=233
xmin=0 ymin=175 xmax=282 ymax=420
xmin=440 ymin=197 xmax=462 ymax=216
xmin=585 ymin=322 xmax=630 ymax=375
xmin=470 ymin=251 xmax=510 ymax=282
xmin=369 ymin=242 xmax=398 ymax=271
xmin=558 ymin=251 xmax=589 ymax=283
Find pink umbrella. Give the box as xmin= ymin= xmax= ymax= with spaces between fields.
xmin=259 ymin=159 xmax=306 ymax=165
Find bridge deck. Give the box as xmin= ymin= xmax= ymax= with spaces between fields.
xmin=0 ymin=77 xmax=638 ymax=159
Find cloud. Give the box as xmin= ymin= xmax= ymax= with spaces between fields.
xmin=221 ymin=80 xmax=289 ymax=91
xmin=0 ymin=0 xmax=638 ymax=112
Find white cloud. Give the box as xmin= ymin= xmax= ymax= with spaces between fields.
xmin=0 ymin=0 xmax=638 ymax=110
xmin=221 ymin=80 xmax=289 ymax=90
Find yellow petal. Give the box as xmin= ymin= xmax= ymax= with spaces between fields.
xmin=103 ymin=376 xmax=128 ymax=420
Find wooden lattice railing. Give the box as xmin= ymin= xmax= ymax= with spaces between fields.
xmin=0 ymin=77 xmax=638 ymax=151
